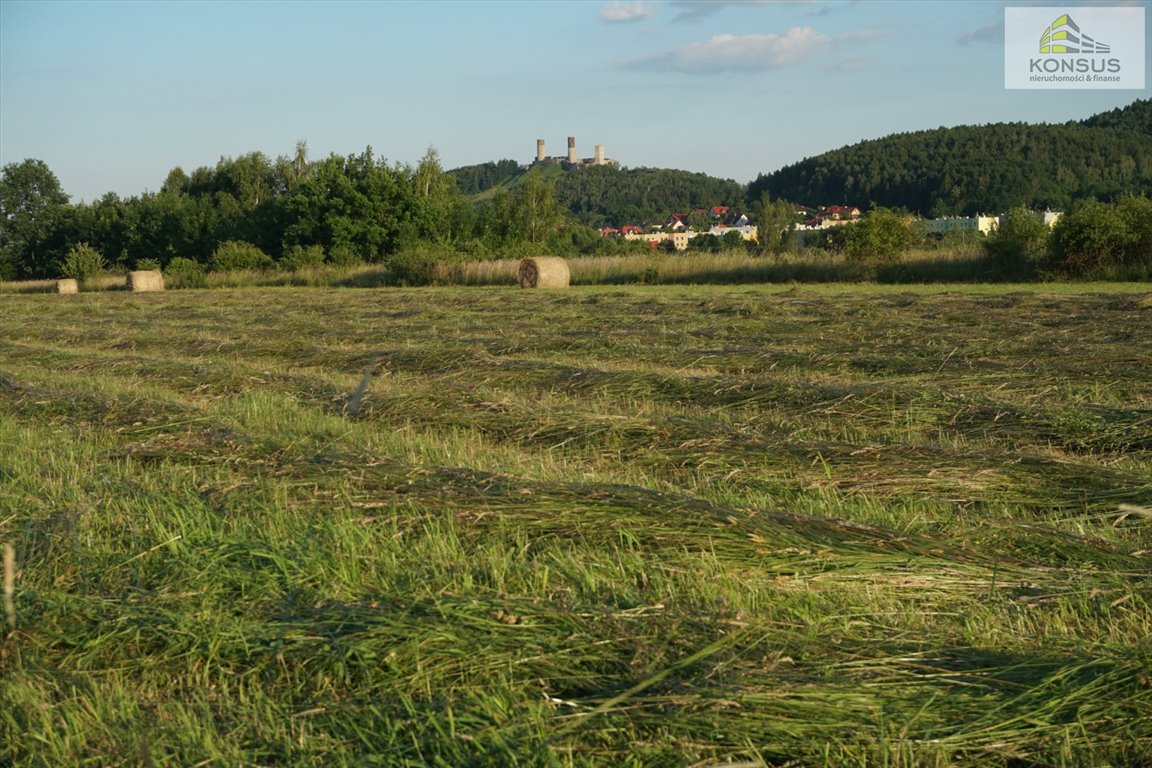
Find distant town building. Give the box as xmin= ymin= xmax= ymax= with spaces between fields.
xmin=708 ymin=224 xmax=758 ymax=241
xmin=795 ymin=205 xmax=864 ymax=230
xmin=916 ymin=215 xmax=1002 ymax=236
xmin=915 ymin=209 xmax=1063 ymax=236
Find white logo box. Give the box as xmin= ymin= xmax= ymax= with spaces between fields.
xmin=1005 ymin=6 xmax=1147 ymax=90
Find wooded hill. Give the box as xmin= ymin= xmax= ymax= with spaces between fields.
xmin=748 ymin=99 xmax=1152 ymax=217
xmin=452 ymin=100 xmax=1150 ymax=223
xmin=450 ymin=162 xmax=745 ymax=226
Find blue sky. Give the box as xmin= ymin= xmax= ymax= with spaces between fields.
xmin=1 ymin=0 xmax=1148 ymax=202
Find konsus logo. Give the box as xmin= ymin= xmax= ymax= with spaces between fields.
xmin=1005 ymin=5 xmax=1145 ymax=90
xmin=1039 ymin=13 xmax=1111 ymax=54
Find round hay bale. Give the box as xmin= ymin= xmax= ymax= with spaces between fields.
xmin=55 ymin=279 xmax=79 ymax=294
xmin=127 ymin=270 xmax=165 ymax=292
xmin=518 ymin=257 xmax=569 ymax=289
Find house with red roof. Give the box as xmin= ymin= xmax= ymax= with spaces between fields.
xmin=821 ymin=205 xmax=861 ymax=220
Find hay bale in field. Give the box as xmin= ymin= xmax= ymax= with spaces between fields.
xmin=55 ymin=279 xmax=79 ymax=294
xmin=518 ymin=257 xmax=570 ymax=289
xmin=127 ymin=270 xmax=165 ymax=292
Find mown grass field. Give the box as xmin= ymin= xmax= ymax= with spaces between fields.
xmin=2 ymin=284 xmax=1151 ymax=767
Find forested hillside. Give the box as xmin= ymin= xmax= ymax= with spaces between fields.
xmin=1081 ymin=98 xmax=1152 ymax=131
xmin=554 ymin=166 xmax=744 ymax=226
xmin=748 ymin=99 xmax=1152 ymax=216
xmin=448 ymin=162 xmax=745 ymax=226
xmin=452 ymin=159 xmax=522 ymax=195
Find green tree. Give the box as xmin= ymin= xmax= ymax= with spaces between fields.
xmin=508 ymin=175 xmax=564 ymax=245
xmin=58 ymin=242 xmax=106 ymax=280
xmin=691 ymin=233 xmax=722 ymax=252
xmin=445 ymin=196 xmax=477 ymax=244
xmin=82 ymin=193 xmax=135 ymax=266
xmin=983 ymin=207 xmax=1049 ymax=276
xmin=410 ymin=147 xmax=462 ymax=245
xmin=273 ymin=141 xmax=311 ymax=193
xmin=559 ymin=224 xmax=609 ymax=256
xmin=123 ymin=190 xmax=200 ymax=268
xmin=721 ymin=230 xmax=747 ymax=251
xmin=1118 ymin=195 xmax=1152 ymax=262
xmin=686 ymin=210 xmax=711 ymax=232
xmin=1048 ymin=196 xmax=1152 ymax=277
xmin=280 ymin=148 xmax=413 ymax=262
xmin=214 ymin=152 xmax=276 ymax=210
xmin=755 ymin=192 xmax=794 ymax=257
xmin=844 ymin=208 xmax=916 ymax=264
xmin=451 ymin=159 xmax=521 ymax=195
xmin=0 ymin=159 xmax=70 ymax=279
xmin=161 ymin=167 xmax=191 ymax=196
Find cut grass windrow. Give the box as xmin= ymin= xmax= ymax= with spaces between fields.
xmin=2 ymin=285 xmax=1150 ymax=766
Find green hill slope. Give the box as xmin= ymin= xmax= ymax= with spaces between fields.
xmin=748 ymin=99 xmax=1152 ymax=216
xmin=449 ymin=161 xmax=745 ymax=226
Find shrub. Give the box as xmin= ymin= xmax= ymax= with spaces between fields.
xmin=165 ymin=256 xmax=207 ymax=289
xmin=844 ymin=208 xmax=917 ymax=264
xmin=328 ymin=245 xmax=363 ymax=267
xmin=812 ymin=225 xmax=850 ymax=254
xmin=281 ymin=244 xmax=326 ymax=271
xmin=721 ymin=230 xmax=747 ymax=251
xmin=691 ymin=234 xmax=722 ymax=253
xmin=209 ymin=240 xmax=274 ymax=272
xmin=135 ymin=258 xmax=162 ymax=271
xmin=387 ymin=250 xmax=438 ymax=286
xmin=59 ymin=243 xmax=106 ymax=280
xmin=1048 ymin=197 xmax=1152 ymax=277
xmin=983 ymin=207 xmax=1049 ymax=278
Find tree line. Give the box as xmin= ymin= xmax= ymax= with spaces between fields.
xmin=0 ymin=145 xmax=660 ymax=282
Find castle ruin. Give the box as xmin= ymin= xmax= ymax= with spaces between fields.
xmin=533 ymin=137 xmax=618 ymax=169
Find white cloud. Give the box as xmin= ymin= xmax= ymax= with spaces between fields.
xmin=599 ymin=1 xmax=658 ymax=23
xmin=622 ymin=27 xmax=831 ymax=74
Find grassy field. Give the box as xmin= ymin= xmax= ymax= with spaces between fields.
xmin=0 ymin=245 xmax=1001 ymax=293
xmin=2 ymin=284 xmax=1150 ymax=767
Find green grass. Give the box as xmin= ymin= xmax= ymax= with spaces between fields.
xmin=2 ymin=285 xmax=1151 ymax=766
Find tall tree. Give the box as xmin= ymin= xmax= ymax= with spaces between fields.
xmin=513 ymin=175 xmax=563 ymax=244
xmin=271 ymin=141 xmax=311 ymax=196
xmin=754 ymin=191 xmax=794 ymax=257
xmin=0 ymin=159 xmax=70 ymax=279
xmin=411 ymin=147 xmax=462 ymax=244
